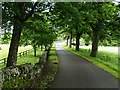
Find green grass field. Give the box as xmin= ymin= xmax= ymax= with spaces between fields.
xmin=79 ymin=46 xmax=118 ymax=55
xmin=0 ymin=44 xmax=32 ymax=59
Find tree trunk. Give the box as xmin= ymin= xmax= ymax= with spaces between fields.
xmin=45 ymin=46 xmax=47 ymax=50
xmin=6 ymin=23 xmax=22 ymax=67
xmin=33 ymin=44 xmax=37 ymax=57
xmin=66 ymin=36 xmax=69 ymax=46
xmin=76 ymin=32 xmax=82 ymax=51
xmin=90 ymin=31 xmax=99 ymax=57
xmin=69 ymin=31 xmax=72 ymax=48
xmin=75 ymin=26 xmax=82 ymax=51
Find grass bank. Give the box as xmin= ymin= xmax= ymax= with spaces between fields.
xmin=39 ymin=45 xmax=58 ymax=89
xmin=63 ymin=45 xmax=119 ymax=79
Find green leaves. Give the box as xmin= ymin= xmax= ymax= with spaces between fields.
xmin=20 ymin=8 xmax=57 ymax=48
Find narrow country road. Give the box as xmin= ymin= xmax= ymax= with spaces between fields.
xmin=51 ymin=43 xmax=118 ymax=88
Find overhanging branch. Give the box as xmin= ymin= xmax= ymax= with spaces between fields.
xmin=24 ymin=2 xmax=39 ymax=22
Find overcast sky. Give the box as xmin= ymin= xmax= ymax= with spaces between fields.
xmin=31 ymin=0 xmax=120 ymax=2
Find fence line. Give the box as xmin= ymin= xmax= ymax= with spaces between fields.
xmin=0 ymin=49 xmax=33 ymax=65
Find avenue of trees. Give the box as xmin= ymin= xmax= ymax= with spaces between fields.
xmin=1 ymin=2 xmax=120 ymax=67
xmin=52 ymin=2 xmax=120 ymax=56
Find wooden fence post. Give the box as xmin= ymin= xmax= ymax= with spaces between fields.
xmin=19 ymin=53 xmax=22 ymax=57
xmin=0 ymin=49 xmax=33 ymax=66
xmin=23 ymin=52 xmax=24 ymax=56
xmin=4 ymin=58 xmax=6 ymax=64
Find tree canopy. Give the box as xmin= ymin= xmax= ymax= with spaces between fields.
xmin=1 ymin=2 xmax=120 ymax=67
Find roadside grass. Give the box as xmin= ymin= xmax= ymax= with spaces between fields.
xmin=17 ymin=48 xmax=44 ymax=66
xmin=0 ymin=44 xmax=32 ymax=59
xmin=49 ymin=47 xmax=58 ymax=63
xmin=63 ymin=45 xmax=119 ymax=79
xmin=80 ymin=48 xmax=118 ymax=68
xmin=0 ymin=48 xmax=44 ymax=68
xmin=39 ymin=45 xmax=58 ymax=89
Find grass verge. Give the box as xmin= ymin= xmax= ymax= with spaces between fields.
xmin=17 ymin=48 xmax=44 ymax=66
xmin=63 ymin=45 xmax=119 ymax=79
xmin=39 ymin=45 xmax=58 ymax=89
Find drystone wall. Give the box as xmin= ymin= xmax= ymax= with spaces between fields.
xmin=1 ymin=47 xmax=51 ymax=88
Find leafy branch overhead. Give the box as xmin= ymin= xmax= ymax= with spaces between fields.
xmin=1 ymin=2 xmax=120 ymax=67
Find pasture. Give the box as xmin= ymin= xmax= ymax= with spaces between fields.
xmin=0 ymin=44 xmax=44 ymax=68
xmin=0 ymin=44 xmax=32 ymax=59
xmin=80 ymin=46 xmax=118 ymax=55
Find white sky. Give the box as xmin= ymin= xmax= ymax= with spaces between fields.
xmin=32 ymin=0 xmax=120 ymax=1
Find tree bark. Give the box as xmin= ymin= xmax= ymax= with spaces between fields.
xmin=76 ymin=32 xmax=82 ymax=51
xmin=69 ymin=31 xmax=72 ymax=48
xmin=75 ymin=26 xmax=82 ymax=51
xmin=90 ymin=20 xmax=101 ymax=57
xmin=6 ymin=23 xmax=22 ymax=67
xmin=66 ymin=36 xmax=69 ymax=46
xmin=33 ymin=44 xmax=37 ymax=57
xmin=90 ymin=31 xmax=99 ymax=57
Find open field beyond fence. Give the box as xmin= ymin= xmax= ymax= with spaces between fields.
xmin=0 ymin=44 xmax=32 ymax=59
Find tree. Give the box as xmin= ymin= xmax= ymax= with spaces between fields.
xmin=88 ymin=2 xmax=118 ymax=57
xmin=53 ymin=2 xmax=119 ymax=54
xmin=2 ymin=2 xmax=39 ymax=67
xmin=20 ymin=9 xmax=57 ymax=57
xmin=52 ymin=2 xmax=84 ymax=51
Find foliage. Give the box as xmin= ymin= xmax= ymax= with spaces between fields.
xmin=19 ymin=7 xmax=57 ymax=57
xmin=3 ymin=75 xmax=32 ymax=88
xmin=81 ymin=33 xmax=91 ymax=46
xmin=52 ymin=2 xmax=119 ymax=56
xmin=2 ymin=2 xmax=58 ymax=66
xmin=2 ymin=1 xmax=119 ymax=68
xmin=1 ymin=32 xmax=11 ymax=44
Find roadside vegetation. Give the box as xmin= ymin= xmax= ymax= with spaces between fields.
xmin=39 ymin=45 xmax=58 ymax=89
xmin=63 ymin=45 xmax=118 ymax=79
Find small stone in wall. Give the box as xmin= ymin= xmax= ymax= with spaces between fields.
xmin=10 ymin=67 xmax=20 ymax=77
xmin=18 ymin=63 xmax=33 ymax=74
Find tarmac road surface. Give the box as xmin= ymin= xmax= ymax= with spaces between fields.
xmin=51 ymin=44 xmax=118 ymax=88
